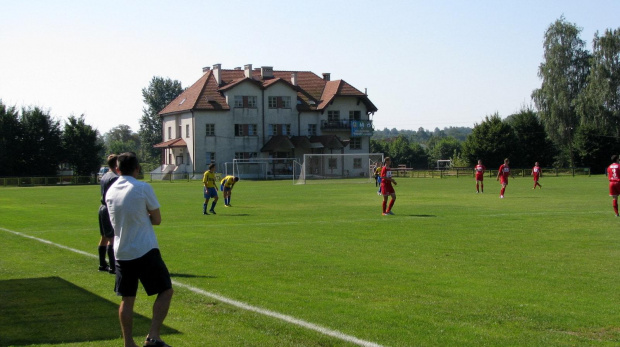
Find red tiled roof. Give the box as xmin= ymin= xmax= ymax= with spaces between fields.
xmin=153 ymin=138 xmax=187 ymax=148
xmin=159 ymin=67 xmax=377 ymax=116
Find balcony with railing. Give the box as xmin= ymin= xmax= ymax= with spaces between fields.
xmin=321 ymin=120 xmax=352 ymax=131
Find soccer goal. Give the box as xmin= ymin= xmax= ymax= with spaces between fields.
xmin=296 ymin=153 xmax=384 ymax=184
xmin=224 ymin=158 xmax=298 ymax=180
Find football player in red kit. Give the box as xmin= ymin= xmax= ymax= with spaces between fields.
xmin=496 ymin=158 xmax=513 ymax=199
xmin=607 ymin=155 xmax=620 ymax=217
xmin=475 ymin=159 xmax=486 ymax=193
xmin=532 ymin=162 xmax=542 ymax=189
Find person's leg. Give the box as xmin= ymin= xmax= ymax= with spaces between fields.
xmin=210 ymin=196 xmax=218 ymax=212
xmin=146 ymin=288 xmax=174 ymax=342
xmin=613 ymin=196 xmax=618 ymax=216
xmin=387 ymin=194 xmax=396 ymax=212
xmin=106 ymin=237 xmax=116 ymax=272
xmin=98 ymin=237 xmax=108 ymax=268
xmin=481 ymin=181 xmax=484 ymax=193
xmin=119 ymin=296 xmax=139 ymax=347
xmin=203 ymin=198 xmax=209 ymax=214
xmin=476 ymin=181 xmax=479 ymax=193
xmin=382 ymin=196 xmax=388 ymax=214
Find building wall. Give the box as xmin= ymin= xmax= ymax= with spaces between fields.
xmin=162 ymin=84 xmax=373 ymax=175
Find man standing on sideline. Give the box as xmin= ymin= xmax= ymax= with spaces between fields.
xmin=474 ymin=159 xmax=486 ymax=193
xmin=532 ymin=162 xmax=542 ymax=189
xmin=380 ymin=157 xmax=397 ymax=215
xmin=496 ymin=158 xmax=513 ymax=199
xmin=98 ymin=154 xmax=118 ymax=274
xmin=220 ymin=175 xmax=239 ymax=207
xmin=106 ymin=152 xmax=174 ymax=347
xmin=202 ymin=163 xmax=218 ymax=214
xmin=607 ymin=155 xmax=620 ymax=217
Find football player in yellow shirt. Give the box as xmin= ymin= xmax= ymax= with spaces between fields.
xmin=202 ymin=163 xmax=218 ymax=215
xmin=220 ymin=175 xmax=239 ymax=207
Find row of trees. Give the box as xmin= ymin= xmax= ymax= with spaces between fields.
xmin=0 ymin=102 xmax=101 ymax=177
xmin=0 ymin=76 xmax=185 ymax=177
xmin=373 ymin=17 xmax=620 ymax=174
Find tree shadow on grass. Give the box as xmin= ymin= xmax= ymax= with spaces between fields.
xmin=0 ymin=277 xmax=179 ymax=346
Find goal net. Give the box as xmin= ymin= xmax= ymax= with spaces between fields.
xmin=225 ymin=158 xmax=298 ymax=180
xmin=296 ymin=153 xmax=384 ymax=184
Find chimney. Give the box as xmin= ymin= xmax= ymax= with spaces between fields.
xmin=244 ymin=64 xmax=253 ymax=79
xmin=291 ymin=72 xmax=297 ymax=86
xmin=261 ymin=66 xmax=274 ymax=79
xmin=213 ymin=64 xmax=221 ymax=85
xmin=322 ymin=73 xmax=331 ymax=81
xmin=202 ymin=66 xmax=211 ymax=73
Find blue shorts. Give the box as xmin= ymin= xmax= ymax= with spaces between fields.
xmin=115 ymin=249 xmax=172 ymax=297
xmin=204 ymin=187 xmax=218 ymax=198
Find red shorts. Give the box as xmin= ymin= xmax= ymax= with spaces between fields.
xmin=475 ymin=174 xmax=484 ymax=181
xmin=609 ymin=181 xmax=620 ymax=196
xmin=381 ymin=185 xmax=395 ymax=195
xmin=500 ymin=178 xmax=508 ymax=185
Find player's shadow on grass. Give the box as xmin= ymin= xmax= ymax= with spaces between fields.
xmin=0 ymin=277 xmax=179 ymax=346
xmin=170 ymin=273 xmax=217 ymax=279
xmin=407 ymin=214 xmax=436 ymax=218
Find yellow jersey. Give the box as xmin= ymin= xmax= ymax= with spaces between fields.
xmin=202 ymin=170 xmax=217 ymax=188
xmin=220 ymin=175 xmax=236 ymax=189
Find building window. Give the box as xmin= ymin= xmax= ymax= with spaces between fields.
xmin=205 ymin=124 xmax=215 ymax=136
xmin=235 ymin=152 xmax=258 ymax=159
xmin=268 ymin=124 xmax=291 ymax=136
xmin=235 ymin=124 xmax=258 ymax=136
xmin=349 ymin=110 xmax=361 ymax=121
xmin=268 ymin=96 xmax=291 ymax=109
xmin=205 ymin=152 xmax=216 ymax=165
xmin=353 ymin=158 xmax=362 ymax=168
xmin=234 ymin=95 xmax=257 ymax=108
xmin=328 ymin=111 xmax=340 ymax=122
xmin=186 ymin=124 xmax=190 ymax=138
xmin=168 ymin=127 xmax=172 ymax=139
xmin=350 ymin=137 xmax=362 ymax=150
xmin=328 ymin=158 xmax=337 ymax=169
xmin=178 ymin=125 xmax=182 ymax=138
xmin=307 ymin=124 xmax=317 ymax=136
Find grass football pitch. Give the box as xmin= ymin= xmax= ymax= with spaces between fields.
xmin=1 ymin=175 xmax=619 ymax=346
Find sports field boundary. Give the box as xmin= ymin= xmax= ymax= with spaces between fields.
xmin=1 ymin=227 xmax=384 ymax=347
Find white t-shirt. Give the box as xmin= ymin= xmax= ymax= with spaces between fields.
xmin=106 ymin=175 xmax=161 ymax=261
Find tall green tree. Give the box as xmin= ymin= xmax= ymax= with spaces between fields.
xmin=62 ymin=115 xmax=103 ymax=176
xmin=462 ymin=113 xmax=519 ymax=168
xmin=573 ymin=124 xmax=620 ymax=174
xmin=505 ymin=108 xmax=556 ymax=167
xmin=429 ymin=137 xmax=462 ymax=164
xmin=0 ymin=101 xmax=23 ymax=176
xmin=20 ymin=106 xmax=63 ymax=176
xmin=139 ymin=77 xmax=184 ymax=163
xmin=532 ymin=16 xmax=591 ymax=167
xmin=104 ymin=125 xmax=140 ymax=156
xmin=577 ymin=28 xmax=620 ymax=138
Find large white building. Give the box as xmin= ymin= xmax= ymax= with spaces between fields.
xmin=154 ymin=64 xmax=378 ymax=178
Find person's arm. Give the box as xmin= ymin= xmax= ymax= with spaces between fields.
xmin=148 ymin=208 xmax=161 ymax=225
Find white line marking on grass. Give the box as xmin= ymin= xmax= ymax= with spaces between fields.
xmin=0 ymin=227 xmax=384 ymax=347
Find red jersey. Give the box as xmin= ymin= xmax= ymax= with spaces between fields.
xmin=380 ymin=166 xmax=393 ymax=188
xmin=532 ymin=165 xmax=541 ymax=180
xmin=608 ymin=163 xmax=620 ymax=182
xmin=475 ymin=164 xmax=486 ymax=179
xmin=498 ymin=164 xmax=510 ymax=181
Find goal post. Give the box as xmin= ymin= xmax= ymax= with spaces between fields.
xmin=225 ymin=158 xmax=298 ymax=180
xmin=296 ymin=153 xmax=384 ymax=184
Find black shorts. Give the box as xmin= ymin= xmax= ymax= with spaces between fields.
xmin=98 ymin=205 xmax=114 ymax=238
xmin=115 ymin=249 xmax=172 ymax=297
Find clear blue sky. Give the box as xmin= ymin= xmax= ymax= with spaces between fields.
xmin=1 ymin=0 xmax=618 ymax=134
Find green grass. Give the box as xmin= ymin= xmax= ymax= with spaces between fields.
xmin=1 ymin=175 xmax=619 ymax=346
